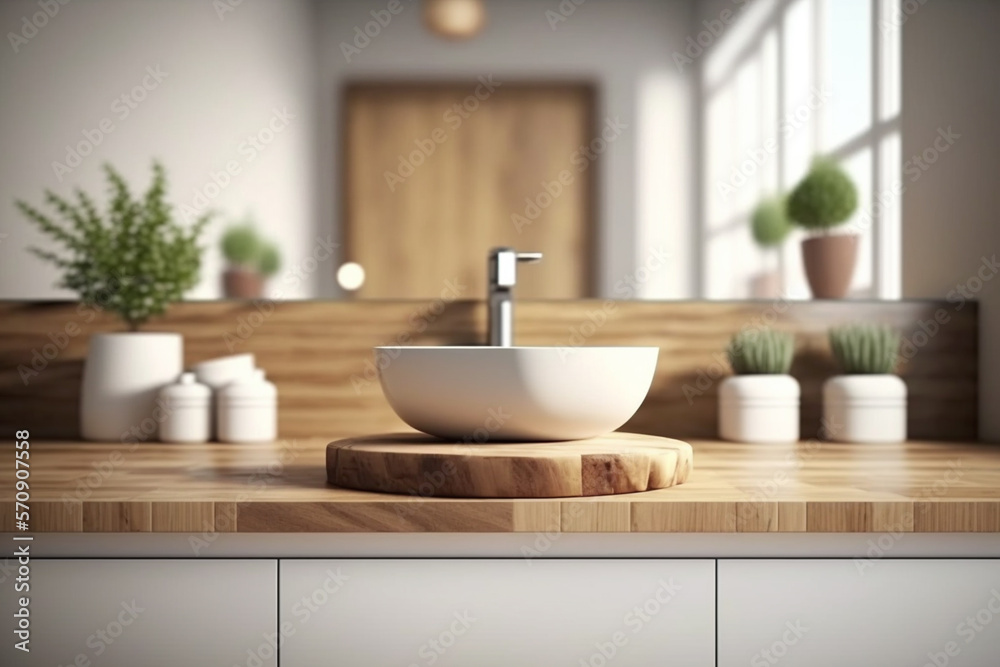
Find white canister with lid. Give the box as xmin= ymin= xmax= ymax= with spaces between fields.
xmin=158 ymin=373 xmax=212 ymax=443
xmin=218 ymin=369 xmax=278 ymax=443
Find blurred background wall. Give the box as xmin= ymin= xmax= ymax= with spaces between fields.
xmin=0 ymin=0 xmax=319 ymax=299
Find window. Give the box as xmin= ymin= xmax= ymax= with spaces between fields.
xmin=701 ymin=0 xmax=902 ymax=299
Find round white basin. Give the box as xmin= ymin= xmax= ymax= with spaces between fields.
xmin=375 ymin=346 xmax=659 ymax=441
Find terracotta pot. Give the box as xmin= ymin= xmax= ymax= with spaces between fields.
xmin=801 ymin=234 xmax=858 ymax=299
xmin=749 ymin=270 xmax=782 ymax=299
xmin=223 ymin=268 xmax=264 ymax=299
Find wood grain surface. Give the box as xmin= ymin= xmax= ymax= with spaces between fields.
xmin=326 ymin=432 xmax=693 ymax=498
xmin=2 ymin=438 xmax=999 ymax=533
xmin=0 ymin=300 xmax=978 ymax=441
xmin=343 ymin=82 xmax=594 ymax=299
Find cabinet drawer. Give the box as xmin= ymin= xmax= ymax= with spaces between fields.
xmin=719 ymin=559 xmax=1000 ymax=667
xmin=279 ymin=558 xmax=715 ymax=666
xmin=2 ymin=559 xmax=277 ymax=666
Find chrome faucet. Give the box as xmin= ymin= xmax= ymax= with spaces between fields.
xmin=488 ymin=247 xmax=542 ymax=347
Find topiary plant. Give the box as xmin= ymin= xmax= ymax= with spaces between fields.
xmin=751 ymin=197 xmax=792 ymax=248
xmin=220 ymin=224 xmax=261 ymax=267
xmin=829 ymin=324 xmax=901 ymax=374
xmin=16 ymin=161 xmax=211 ymax=331
xmin=727 ymin=328 xmax=795 ymax=375
xmin=787 ymin=158 xmax=858 ymax=232
xmin=257 ymin=242 xmax=281 ymax=277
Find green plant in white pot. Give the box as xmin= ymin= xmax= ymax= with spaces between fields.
xmin=749 ymin=197 xmax=792 ymax=298
xmin=16 ymin=162 xmax=211 ymax=441
xmin=788 ymin=158 xmax=859 ymax=299
xmin=719 ymin=328 xmax=799 ymax=443
xmin=824 ymin=324 xmax=906 ymax=443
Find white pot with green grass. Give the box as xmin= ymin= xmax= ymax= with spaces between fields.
xmin=823 ymin=324 xmax=906 ymax=443
xmin=719 ymin=329 xmax=799 ymax=443
xmin=17 ymin=162 xmax=211 ymax=441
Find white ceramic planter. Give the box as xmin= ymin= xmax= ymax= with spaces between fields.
xmin=823 ymin=375 xmax=907 ymax=443
xmin=80 ymin=333 xmax=183 ymax=441
xmin=719 ymin=375 xmax=800 ymax=443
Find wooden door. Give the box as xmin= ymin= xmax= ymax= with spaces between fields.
xmin=343 ymin=82 xmax=595 ymax=299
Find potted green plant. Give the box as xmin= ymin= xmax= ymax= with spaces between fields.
xmin=719 ymin=328 xmax=799 ymax=442
xmin=16 ymin=161 xmax=211 ymax=441
xmin=787 ymin=158 xmax=859 ymax=298
xmin=750 ymin=196 xmax=792 ymax=298
xmin=824 ymin=324 xmax=906 ymax=442
xmin=220 ymin=223 xmax=281 ymax=299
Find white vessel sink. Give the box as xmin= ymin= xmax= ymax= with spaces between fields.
xmin=375 ymin=346 xmax=659 ymax=441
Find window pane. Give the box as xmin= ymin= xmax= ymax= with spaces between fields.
xmin=877 ymin=132 xmax=902 ymax=297
xmin=841 ymin=148 xmax=874 ymax=296
xmin=822 ymin=0 xmax=873 ymax=148
xmin=879 ymin=0 xmax=901 ymax=120
xmin=781 ymin=0 xmax=816 ymax=187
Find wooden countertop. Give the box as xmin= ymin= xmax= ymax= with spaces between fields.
xmin=3 ymin=438 xmax=999 ymax=534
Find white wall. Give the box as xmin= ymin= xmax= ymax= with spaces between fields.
xmin=0 ymin=0 xmax=318 ymax=299
xmin=314 ymin=0 xmax=698 ymax=298
xmin=901 ymin=0 xmax=1000 ymax=440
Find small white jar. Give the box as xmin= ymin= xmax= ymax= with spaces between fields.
xmin=158 ymin=373 xmax=212 ymax=443
xmin=719 ymin=375 xmax=800 ymax=443
xmin=823 ymin=375 xmax=906 ymax=443
xmin=218 ymin=369 xmax=277 ymax=443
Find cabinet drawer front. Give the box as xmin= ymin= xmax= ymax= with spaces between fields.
xmin=2 ymin=559 xmax=277 ymax=666
xmin=280 ymin=558 xmax=715 ymax=666
xmin=719 ymin=559 xmax=1000 ymax=667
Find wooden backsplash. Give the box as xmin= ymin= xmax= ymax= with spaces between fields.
xmin=0 ymin=300 xmax=978 ymax=441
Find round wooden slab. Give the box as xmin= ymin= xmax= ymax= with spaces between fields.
xmin=326 ymin=432 xmax=693 ymax=498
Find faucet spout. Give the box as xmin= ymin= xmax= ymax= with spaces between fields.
xmin=487 ymin=247 xmax=542 ymax=347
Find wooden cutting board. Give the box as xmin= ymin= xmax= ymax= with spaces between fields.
xmin=326 ymin=432 xmax=693 ymax=498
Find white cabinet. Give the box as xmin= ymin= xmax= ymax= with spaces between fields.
xmin=279 ymin=558 xmax=715 ymax=667
xmin=718 ymin=559 xmax=1000 ymax=667
xmin=1 ymin=559 xmax=277 ymax=666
